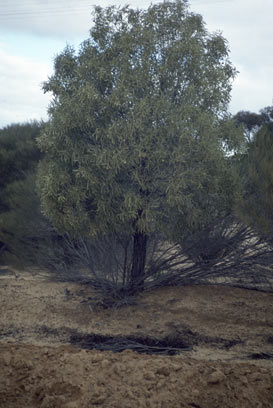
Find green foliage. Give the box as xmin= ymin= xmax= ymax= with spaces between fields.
xmin=0 ymin=174 xmax=46 ymax=266
xmin=239 ymin=122 xmax=273 ymax=234
xmin=0 ymin=122 xmax=44 ymax=265
xmin=0 ymin=171 xmax=76 ymax=269
xmin=0 ymin=122 xmax=43 ymax=211
xmin=234 ymin=105 xmax=273 ymax=236
xmin=37 ymin=1 xmax=243 ymax=288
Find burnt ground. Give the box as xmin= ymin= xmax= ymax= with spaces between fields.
xmin=0 ymin=267 xmax=273 ymax=407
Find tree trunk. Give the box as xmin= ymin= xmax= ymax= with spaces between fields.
xmin=130 ymin=230 xmax=147 ymax=293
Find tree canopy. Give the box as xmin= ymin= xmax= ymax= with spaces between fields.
xmin=239 ymin=122 xmax=273 ymax=235
xmin=233 ymin=105 xmax=273 ymax=142
xmin=38 ymin=0 xmax=242 ymax=291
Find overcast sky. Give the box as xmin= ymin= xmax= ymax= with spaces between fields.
xmin=0 ymin=0 xmax=272 ymax=128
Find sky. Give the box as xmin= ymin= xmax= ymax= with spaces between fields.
xmin=0 ymin=0 xmax=272 ymax=128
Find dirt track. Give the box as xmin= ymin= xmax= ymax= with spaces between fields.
xmin=0 ymin=268 xmax=273 ymax=407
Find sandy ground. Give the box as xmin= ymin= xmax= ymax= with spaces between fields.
xmin=0 ymin=267 xmax=273 ymax=407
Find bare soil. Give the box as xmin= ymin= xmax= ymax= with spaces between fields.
xmin=0 ymin=267 xmax=273 ymax=407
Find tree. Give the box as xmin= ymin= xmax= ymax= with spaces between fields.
xmin=233 ymin=105 xmax=273 ymax=233
xmin=233 ymin=105 xmax=273 ymax=142
xmin=239 ymin=122 xmax=273 ymax=235
xmin=260 ymin=106 xmax=273 ymax=123
xmin=38 ymin=0 xmax=242 ymax=293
